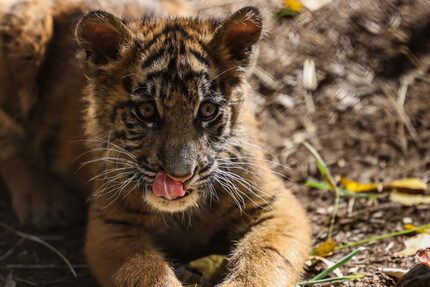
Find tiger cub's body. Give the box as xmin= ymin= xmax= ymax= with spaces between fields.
xmin=0 ymin=1 xmax=311 ymax=286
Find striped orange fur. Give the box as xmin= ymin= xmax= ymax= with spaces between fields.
xmin=0 ymin=1 xmax=311 ymax=286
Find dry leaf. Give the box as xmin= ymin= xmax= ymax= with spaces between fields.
xmin=382 ymin=268 xmax=408 ymax=281
xmin=189 ymin=255 xmax=225 ymax=279
xmin=390 ymin=191 xmax=430 ymax=206
xmin=310 ymin=256 xmax=344 ymax=277
xmin=403 ymin=224 xmax=429 ymax=234
xmin=340 ymin=177 xmax=381 ymax=193
xmin=403 ymin=224 xmax=416 ymax=231
xmin=340 ymin=177 xmax=427 ymax=195
xmin=312 ymin=239 xmax=338 ymax=257
xmin=284 ymin=0 xmax=304 ymax=12
xmin=386 ymin=178 xmax=428 ymax=194
xmin=416 ymin=248 xmax=430 ymax=265
xmin=301 ymin=0 xmax=333 ymax=11
xmin=303 ymin=58 xmax=317 ymax=91
xmin=276 ymin=0 xmax=303 ymax=19
xmin=395 ymin=234 xmax=430 ymax=257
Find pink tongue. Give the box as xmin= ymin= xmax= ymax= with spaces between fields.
xmin=152 ymin=171 xmax=186 ymax=200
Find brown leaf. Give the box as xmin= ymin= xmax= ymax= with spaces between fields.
xmin=312 ymin=239 xmax=338 ymax=257
xmin=416 ymin=248 xmax=430 ymax=265
xmin=189 ymin=255 xmax=226 ymax=279
xmin=395 ymin=234 xmax=430 ymax=257
xmin=385 ymin=178 xmax=428 ymax=194
xmin=284 ymin=0 xmax=304 ymax=12
xmin=340 ymin=177 xmax=381 ymax=193
xmin=390 ymin=191 xmax=430 ymax=206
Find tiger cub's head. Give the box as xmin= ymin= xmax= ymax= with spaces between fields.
xmin=76 ymin=7 xmax=262 ymax=212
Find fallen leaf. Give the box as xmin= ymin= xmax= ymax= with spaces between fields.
xmin=386 ymin=178 xmax=428 ymax=194
xmin=189 ymin=255 xmax=226 ymax=279
xmin=310 ymin=256 xmax=343 ymax=277
xmin=303 ymin=58 xmax=317 ymax=91
xmin=340 ymin=177 xmax=381 ymax=193
xmin=403 ymin=224 xmax=429 ymax=234
xmin=390 ymin=191 xmax=430 ymax=206
xmin=395 ymin=234 xmax=430 ymax=257
xmin=284 ymin=0 xmax=304 ymax=12
xmin=382 ymin=268 xmax=408 ymax=282
xmin=339 ymin=177 xmax=427 ymax=195
xmin=416 ymin=248 xmax=430 ymax=265
xmin=275 ymin=0 xmax=303 ymax=19
xmin=312 ymin=239 xmax=338 ymax=257
xmin=301 ymin=0 xmax=333 ymax=11
xmin=403 ymin=224 xmax=416 ymax=231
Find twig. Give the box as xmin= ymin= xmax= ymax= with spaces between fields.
xmin=0 ymin=220 xmax=78 ymax=277
xmin=253 ymin=66 xmax=282 ymax=90
xmin=336 ymin=222 xmax=430 ymax=251
xmin=297 ymin=274 xmax=365 ymax=286
xmin=303 ymin=90 xmax=315 ymax=113
xmin=14 ymin=277 xmax=38 ymax=286
xmin=0 ymin=238 xmax=24 ymax=261
xmin=381 ymin=82 xmax=420 ymax=144
xmin=391 ymin=155 xmax=430 ymax=176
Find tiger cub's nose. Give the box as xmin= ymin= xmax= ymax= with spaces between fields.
xmin=163 ymin=163 xmax=196 ymax=183
xmin=165 ymin=172 xmax=193 ymax=183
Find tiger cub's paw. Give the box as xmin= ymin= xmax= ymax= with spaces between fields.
xmin=115 ymin=271 xmax=183 ymax=287
xmin=217 ymin=280 xmax=253 ymax=287
xmin=216 ymin=283 xmax=238 ymax=287
xmin=11 ymin=179 xmax=82 ymax=229
xmin=155 ymin=276 xmax=183 ymax=287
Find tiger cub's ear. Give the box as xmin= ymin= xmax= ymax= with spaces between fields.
xmin=75 ymin=10 xmax=132 ymax=64
xmin=211 ymin=6 xmax=263 ymax=65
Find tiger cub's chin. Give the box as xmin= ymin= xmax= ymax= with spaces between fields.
xmin=144 ymin=187 xmax=200 ymax=212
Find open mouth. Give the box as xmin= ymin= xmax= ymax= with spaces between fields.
xmin=145 ymin=171 xmax=201 ymax=212
xmin=152 ymin=171 xmax=194 ymax=201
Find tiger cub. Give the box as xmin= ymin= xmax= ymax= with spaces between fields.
xmin=75 ymin=6 xmax=311 ymax=287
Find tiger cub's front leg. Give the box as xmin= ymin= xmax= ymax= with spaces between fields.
xmin=85 ymin=211 xmax=182 ymax=287
xmin=220 ymin=191 xmax=311 ymax=287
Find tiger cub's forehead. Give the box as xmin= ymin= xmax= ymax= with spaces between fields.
xmin=130 ymin=18 xmax=218 ymax=107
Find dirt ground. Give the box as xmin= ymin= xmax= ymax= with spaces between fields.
xmin=1 ymin=0 xmax=429 ymax=286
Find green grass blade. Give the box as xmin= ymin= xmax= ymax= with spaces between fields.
xmin=297 ymin=274 xmax=365 ymax=286
xmin=305 ymin=179 xmax=379 ymax=199
xmin=303 ymin=142 xmax=340 ymax=239
xmin=311 ymin=247 xmax=364 ymax=281
xmin=336 ymin=223 xmax=430 ymax=251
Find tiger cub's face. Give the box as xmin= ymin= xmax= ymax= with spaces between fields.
xmin=76 ymin=7 xmax=262 ymax=212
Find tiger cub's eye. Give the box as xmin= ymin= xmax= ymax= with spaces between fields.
xmin=198 ymin=101 xmax=218 ymax=121
xmin=134 ymin=102 xmax=156 ymax=121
